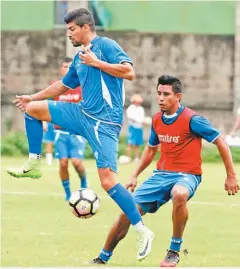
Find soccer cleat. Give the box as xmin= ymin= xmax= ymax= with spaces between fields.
xmin=7 ymin=159 xmax=42 ymax=179
xmin=137 ymin=227 xmax=155 ymax=261
xmin=90 ymin=257 xmax=106 ymax=264
xmin=160 ymin=250 xmax=180 ymax=267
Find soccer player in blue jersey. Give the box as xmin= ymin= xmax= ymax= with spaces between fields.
xmin=7 ymin=8 xmax=154 ymax=260
xmin=42 ymin=122 xmax=55 ymax=165
xmin=90 ymin=75 xmax=239 ymax=266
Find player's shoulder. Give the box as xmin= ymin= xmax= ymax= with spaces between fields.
xmin=97 ymin=36 xmax=120 ymax=47
xmin=152 ymin=111 xmax=162 ymax=123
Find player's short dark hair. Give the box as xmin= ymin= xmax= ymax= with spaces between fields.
xmin=63 ymin=57 xmax=73 ymax=64
xmin=157 ymin=75 xmax=182 ymax=94
xmin=64 ymin=8 xmax=95 ymax=31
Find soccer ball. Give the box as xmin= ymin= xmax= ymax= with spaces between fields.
xmin=69 ymin=189 xmax=100 ymax=219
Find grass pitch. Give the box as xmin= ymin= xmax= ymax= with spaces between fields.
xmin=1 ymin=157 xmax=240 ymax=266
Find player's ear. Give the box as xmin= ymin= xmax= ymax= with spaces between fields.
xmin=176 ymin=92 xmax=182 ymax=101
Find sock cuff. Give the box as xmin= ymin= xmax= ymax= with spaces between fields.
xmin=171 ymin=237 xmax=183 ymax=244
xmin=107 ymin=183 xmax=120 ymax=195
xmin=99 ymin=248 xmax=113 ymax=262
xmin=62 ymin=180 xmax=70 ymax=186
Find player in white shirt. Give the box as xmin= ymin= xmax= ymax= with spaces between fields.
xmin=229 ymin=107 xmax=240 ymax=136
xmin=126 ymin=94 xmax=145 ymax=163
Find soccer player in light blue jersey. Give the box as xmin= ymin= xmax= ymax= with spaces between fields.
xmin=7 ymin=8 xmax=154 ymax=260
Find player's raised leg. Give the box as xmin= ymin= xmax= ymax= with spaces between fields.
xmin=7 ymin=100 xmax=51 ymax=178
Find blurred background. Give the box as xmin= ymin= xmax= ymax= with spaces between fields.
xmin=1 ymin=0 xmax=240 ymax=150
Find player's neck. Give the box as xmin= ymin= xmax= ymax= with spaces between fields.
xmin=164 ymin=103 xmax=181 ymax=115
xmin=83 ymin=32 xmax=97 ymax=47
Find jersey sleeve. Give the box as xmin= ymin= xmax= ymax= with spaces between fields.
xmin=190 ymin=115 xmax=220 ymax=143
xmin=101 ymin=38 xmax=132 ymax=65
xmin=61 ymin=56 xmax=80 ymax=89
xmin=148 ymin=124 xmax=160 ymax=147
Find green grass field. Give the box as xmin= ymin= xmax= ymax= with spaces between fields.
xmin=1 ymin=157 xmax=240 ymax=267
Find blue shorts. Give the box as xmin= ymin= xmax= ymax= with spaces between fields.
xmin=42 ymin=122 xmax=55 ymax=143
xmin=127 ymin=125 xmax=144 ymax=146
xmin=48 ymin=101 xmax=121 ymax=172
xmin=134 ymin=170 xmax=202 ymax=214
xmin=54 ymin=130 xmax=86 ymax=159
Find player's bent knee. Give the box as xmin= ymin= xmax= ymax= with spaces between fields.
xmin=172 ymin=186 xmax=189 ymax=205
xmin=98 ymin=168 xmax=118 ymax=191
xmin=60 ymin=159 xmax=68 ymax=170
xmin=26 ymin=101 xmax=51 ymax=122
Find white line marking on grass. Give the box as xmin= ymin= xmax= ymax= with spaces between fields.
xmin=2 ymin=190 xmax=240 ymax=207
xmin=2 ymin=166 xmax=96 ymax=172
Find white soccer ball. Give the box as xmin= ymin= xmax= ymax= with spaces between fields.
xmin=119 ymin=155 xmax=131 ymax=164
xmin=69 ymin=189 xmax=100 ymax=219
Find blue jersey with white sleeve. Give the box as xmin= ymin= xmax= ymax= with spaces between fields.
xmin=62 ymin=36 xmax=132 ymax=126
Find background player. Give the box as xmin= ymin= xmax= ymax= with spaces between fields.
xmin=42 ymin=121 xmax=55 ymax=166
xmin=91 ymin=74 xmax=239 ymax=266
xmin=53 ymin=57 xmax=87 ymax=200
xmin=125 ymin=94 xmax=145 ymax=163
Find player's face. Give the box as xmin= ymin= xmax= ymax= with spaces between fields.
xmin=157 ymin=84 xmax=182 ymax=114
xmin=67 ymin=21 xmax=87 ymax=47
xmin=60 ymin=62 xmax=71 ymax=77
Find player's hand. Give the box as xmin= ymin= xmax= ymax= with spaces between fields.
xmin=13 ymin=95 xmax=32 ymax=112
xmin=224 ymin=175 xmax=239 ymax=195
xmin=79 ymin=47 xmax=100 ymax=67
xmin=125 ymin=175 xmax=138 ymax=192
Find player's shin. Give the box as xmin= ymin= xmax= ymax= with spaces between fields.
xmin=25 ymin=113 xmax=43 ymax=159
xmin=62 ymin=179 xmax=71 ymax=201
xmin=107 ymin=183 xmax=142 ymax=225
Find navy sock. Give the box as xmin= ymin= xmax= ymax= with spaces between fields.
xmin=107 ymin=183 xmax=141 ymax=225
xmin=24 ymin=113 xmax=43 ymax=154
xmin=99 ymin=248 xmax=112 ymax=263
xmin=169 ymin=237 xmax=183 ymax=252
xmin=80 ymin=175 xmax=88 ymax=188
xmin=62 ymin=179 xmax=71 ymax=200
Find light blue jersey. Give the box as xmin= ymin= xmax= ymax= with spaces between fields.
xmin=62 ymin=36 xmax=132 ymax=126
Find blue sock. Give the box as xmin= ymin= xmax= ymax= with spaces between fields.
xmin=99 ymin=248 xmax=112 ymax=263
xmin=80 ymin=175 xmax=88 ymax=188
xmin=24 ymin=113 xmax=43 ymax=154
xmin=62 ymin=179 xmax=71 ymax=200
xmin=169 ymin=237 xmax=183 ymax=252
xmin=107 ymin=183 xmax=142 ymax=225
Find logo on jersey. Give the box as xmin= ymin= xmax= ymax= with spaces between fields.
xmin=158 ymin=134 xmax=180 ymax=143
xmin=58 ymin=94 xmax=80 ymax=102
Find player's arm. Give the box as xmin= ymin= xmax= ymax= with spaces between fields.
xmin=126 ymin=125 xmax=160 ymax=192
xmin=80 ymin=49 xmax=134 ymax=81
xmin=30 ymin=80 xmax=69 ymax=101
xmin=94 ymin=61 xmax=134 ymax=81
xmin=80 ymin=39 xmax=135 ymax=80
xmin=213 ymin=136 xmax=239 ymax=195
xmin=190 ymin=115 xmax=239 ymax=195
